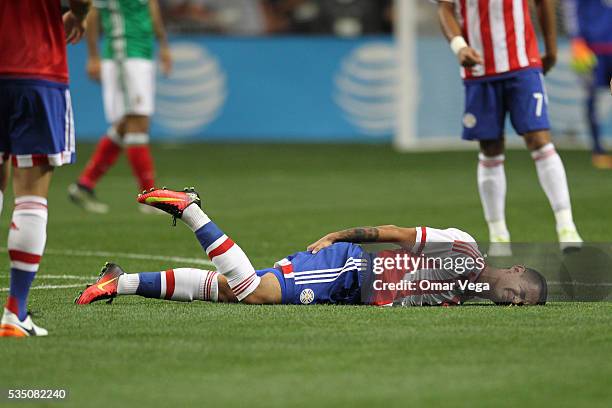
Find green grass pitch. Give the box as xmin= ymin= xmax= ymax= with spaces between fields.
xmin=1 ymin=143 xmax=611 ymax=407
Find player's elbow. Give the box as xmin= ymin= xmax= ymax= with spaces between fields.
xmin=437 ymin=2 xmax=455 ymax=19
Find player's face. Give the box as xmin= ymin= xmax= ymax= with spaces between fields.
xmin=492 ymin=265 xmax=539 ymax=305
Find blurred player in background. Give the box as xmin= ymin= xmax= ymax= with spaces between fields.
xmin=437 ymin=0 xmax=582 ymax=255
xmin=0 ymin=0 xmax=90 ymax=337
xmin=562 ymin=0 xmax=612 ymax=169
xmin=68 ymin=0 xmax=172 ymax=214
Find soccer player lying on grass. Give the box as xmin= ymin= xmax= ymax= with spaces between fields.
xmin=75 ymin=188 xmax=548 ymax=307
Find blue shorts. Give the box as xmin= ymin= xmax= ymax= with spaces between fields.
xmin=0 ymin=78 xmax=76 ymax=168
xmin=594 ymin=54 xmax=612 ymax=88
xmin=462 ymin=68 xmax=550 ymax=141
xmin=256 ymin=242 xmax=368 ymax=305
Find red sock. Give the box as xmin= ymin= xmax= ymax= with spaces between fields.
xmin=126 ymin=145 xmax=156 ymax=191
xmin=78 ymin=136 xmax=122 ymax=190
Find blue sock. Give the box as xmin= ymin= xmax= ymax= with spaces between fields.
xmin=136 ymin=272 xmax=161 ymax=298
xmin=194 ymin=222 xmax=224 ymax=252
xmin=587 ymin=87 xmax=605 ymax=154
xmin=8 ymin=268 xmax=36 ymax=321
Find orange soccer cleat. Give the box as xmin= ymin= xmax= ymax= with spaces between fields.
xmin=592 ymin=153 xmax=612 ymax=170
xmin=137 ymin=187 xmax=201 ymax=225
xmin=75 ymin=263 xmax=125 ymax=305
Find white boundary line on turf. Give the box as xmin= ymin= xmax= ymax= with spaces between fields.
xmin=0 ymin=247 xmax=215 ymax=292
xmin=0 ymin=284 xmax=84 ymax=292
xmin=548 ymin=281 xmax=612 ymax=287
xmin=0 ymin=275 xmax=92 ymax=280
xmin=0 ymin=247 xmax=215 ymax=267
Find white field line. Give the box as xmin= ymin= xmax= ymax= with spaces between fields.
xmin=0 ymin=284 xmax=84 ymax=292
xmin=548 ymin=281 xmax=612 ymax=287
xmin=0 ymin=275 xmax=92 ymax=280
xmin=0 ymin=247 xmax=215 ymax=291
xmin=0 ymin=247 xmax=215 ymax=267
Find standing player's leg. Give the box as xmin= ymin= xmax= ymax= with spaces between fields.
xmin=1 ymin=81 xmax=75 ymax=337
xmin=0 ymin=160 xmax=9 ymax=216
xmin=524 ymin=130 xmax=581 ymax=247
xmin=478 ymin=138 xmax=511 ymax=250
xmin=589 ymin=54 xmax=612 ymax=169
xmin=2 ymin=166 xmax=54 ymax=337
xmin=508 ymin=70 xmax=582 ymax=249
xmin=69 ymin=59 xmax=123 ymax=213
xmin=121 ymin=59 xmax=157 ymax=213
xmin=123 ymin=114 xmax=156 ymax=202
xmin=463 ymin=79 xmax=512 ymax=255
xmin=69 ymin=125 xmax=122 ymax=213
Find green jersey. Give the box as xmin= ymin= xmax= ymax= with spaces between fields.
xmin=95 ymin=0 xmax=154 ymax=60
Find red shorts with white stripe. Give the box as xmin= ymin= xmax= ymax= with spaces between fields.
xmin=0 ymin=78 xmax=75 ymax=168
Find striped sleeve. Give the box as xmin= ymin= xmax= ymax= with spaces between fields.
xmin=414 ymin=227 xmax=483 ymax=259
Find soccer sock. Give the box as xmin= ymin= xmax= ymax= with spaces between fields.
xmin=78 ymin=130 xmax=123 ymax=190
xmin=0 ymin=190 xmax=3 ymax=217
xmin=182 ymin=204 xmax=260 ymax=301
xmin=5 ymin=196 xmax=48 ymax=321
xmin=125 ymin=133 xmax=155 ymax=191
xmin=477 ymin=153 xmax=510 ymax=239
xmin=587 ymin=89 xmax=605 ymax=154
xmin=116 ymin=269 xmax=219 ymax=302
xmin=531 ymin=143 xmax=577 ymax=231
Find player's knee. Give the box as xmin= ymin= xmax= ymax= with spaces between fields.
xmin=241 ymin=274 xmax=282 ymax=305
xmin=124 ymin=114 xmax=150 ymax=134
xmin=524 ymin=131 xmax=551 ymax=151
xmin=217 ymin=275 xmax=238 ymax=303
xmin=479 ymin=139 xmax=505 ymax=157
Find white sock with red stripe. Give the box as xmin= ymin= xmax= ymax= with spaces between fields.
xmin=117 ymin=268 xmax=219 ymax=302
xmin=477 ymin=153 xmax=510 ymax=240
xmin=5 ymin=196 xmax=48 ymax=320
xmin=182 ymin=205 xmax=260 ymax=301
xmin=531 ymin=144 xmax=576 ymax=230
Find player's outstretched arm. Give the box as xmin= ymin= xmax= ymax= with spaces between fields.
xmin=307 ymin=225 xmax=417 ymax=254
xmin=534 ymin=0 xmax=557 ymax=74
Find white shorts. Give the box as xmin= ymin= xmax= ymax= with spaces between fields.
xmin=101 ymin=58 xmax=155 ymax=123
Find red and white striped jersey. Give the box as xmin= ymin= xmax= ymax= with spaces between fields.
xmin=440 ymin=0 xmax=542 ymax=79
xmin=370 ymin=227 xmax=486 ymax=307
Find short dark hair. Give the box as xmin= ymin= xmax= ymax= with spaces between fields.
xmin=524 ymin=268 xmax=548 ymax=305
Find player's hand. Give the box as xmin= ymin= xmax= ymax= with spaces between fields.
xmin=457 ymin=47 xmax=483 ymax=68
xmin=63 ymin=11 xmax=87 ymax=45
xmin=159 ymin=45 xmax=173 ymax=77
xmin=87 ymin=56 xmax=101 ymax=81
xmin=541 ymin=53 xmax=557 ymax=75
xmin=307 ymin=234 xmax=336 ymax=254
